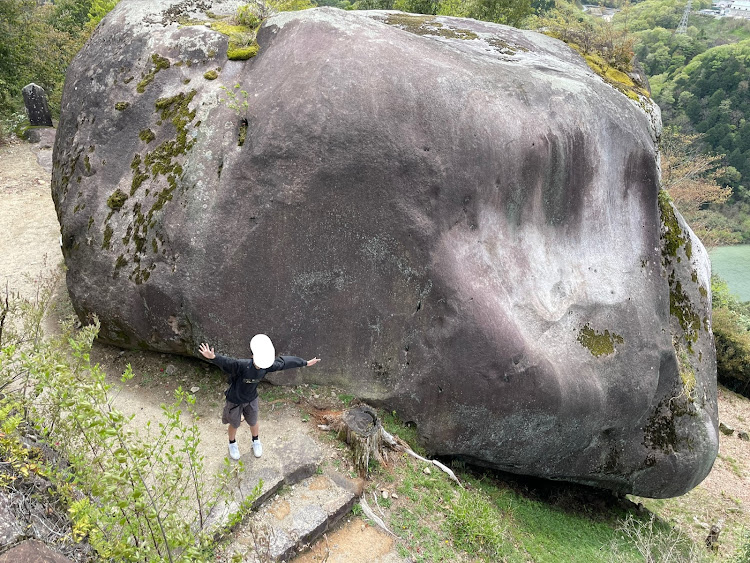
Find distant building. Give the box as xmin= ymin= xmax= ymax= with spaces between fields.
xmin=728 ymin=0 xmax=750 ymax=16
xmin=709 ymin=0 xmax=750 ymax=17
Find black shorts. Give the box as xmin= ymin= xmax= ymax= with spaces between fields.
xmin=222 ymin=398 xmax=259 ymax=428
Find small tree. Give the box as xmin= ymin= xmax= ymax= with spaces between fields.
xmin=660 ymin=126 xmax=733 ymax=247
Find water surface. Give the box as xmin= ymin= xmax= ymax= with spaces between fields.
xmin=709 ymin=245 xmax=750 ymax=302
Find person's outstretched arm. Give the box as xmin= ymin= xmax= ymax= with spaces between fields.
xmin=198 ymin=342 xmax=242 ymax=373
xmin=267 ymin=355 xmax=321 ymax=372
xmin=199 ymin=343 xmax=215 ymax=359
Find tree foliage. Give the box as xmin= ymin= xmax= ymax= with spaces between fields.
xmin=0 ymin=0 xmax=116 ymax=134
xmin=319 ymin=0 xmax=538 ymax=25
xmin=660 ymin=127 xmax=733 ymax=245
xmin=660 ymin=128 xmax=731 ymax=208
xmin=535 ymin=1 xmax=636 ymax=75
xmin=711 ymin=275 xmax=750 ymax=396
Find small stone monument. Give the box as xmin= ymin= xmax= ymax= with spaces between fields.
xmin=22 ymin=83 xmax=53 ymax=127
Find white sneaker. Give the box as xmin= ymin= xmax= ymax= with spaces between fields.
xmin=252 ymin=440 xmax=263 ymax=458
xmin=228 ymin=442 xmax=240 ymax=460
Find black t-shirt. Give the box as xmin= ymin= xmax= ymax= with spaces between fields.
xmin=212 ymin=354 xmax=307 ymax=404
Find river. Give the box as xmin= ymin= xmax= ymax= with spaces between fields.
xmin=709 ymin=244 xmax=750 ymax=302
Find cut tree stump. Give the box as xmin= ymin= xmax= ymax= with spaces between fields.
xmin=337 ymin=405 xmax=386 ymax=476
xmin=328 ymin=404 xmax=462 ymax=486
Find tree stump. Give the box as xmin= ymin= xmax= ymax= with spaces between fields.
xmin=337 ymin=405 xmax=385 ymax=476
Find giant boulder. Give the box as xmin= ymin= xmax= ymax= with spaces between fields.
xmin=52 ymin=3 xmax=718 ymax=497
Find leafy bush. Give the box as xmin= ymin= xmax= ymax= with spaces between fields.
xmin=536 ymin=3 xmax=637 ymax=77
xmin=736 ymin=529 xmax=750 ymax=563
xmin=711 ymin=275 xmax=750 ymax=396
xmin=0 ymin=0 xmax=120 ymax=122
xmin=0 ymin=269 xmax=249 ymax=561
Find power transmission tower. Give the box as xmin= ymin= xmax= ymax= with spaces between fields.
xmin=676 ymin=0 xmax=692 ymax=34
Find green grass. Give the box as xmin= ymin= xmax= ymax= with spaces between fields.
xmin=381 ymin=410 xmax=423 ymax=455
xmin=504 ymin=496 xmax=634 ymax=562
xmin=718 ymin=453 xmax=745 ymax=478
xmin=337 ymin=393 xmax=355 ymax=406
xmin=385 ymin=455 xmax=695 ymax=562
xmin=374 ymin=406 xmax=718 ymax=563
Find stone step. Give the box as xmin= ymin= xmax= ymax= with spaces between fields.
xmin=225 ymin=469 xmax=359 ymax=562
xmin=206 ymin=431 xmax=326 ymax=533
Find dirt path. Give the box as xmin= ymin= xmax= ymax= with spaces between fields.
xmin=0 ymin=138 xmax=400 ymax=562
xmin=0 ymin=137 xmax=62 ymax=298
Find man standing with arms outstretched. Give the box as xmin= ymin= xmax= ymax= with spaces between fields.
xmin=199 ymin=334 xmax=321 ymax=460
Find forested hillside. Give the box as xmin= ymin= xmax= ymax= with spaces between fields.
xmin=612 ymin=1 xmax=750 ymax=243
xmin=0 ymin=0 xmax=119 ymax=138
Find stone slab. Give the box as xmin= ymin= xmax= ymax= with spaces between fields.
xmin=228 ymin=473 xmax=358 ymax=561
xmin=0 ymin=539 xmax=73 ymax=562
xmin=0 ymin=493 xmax=23 ymax=548
xmin=22 ymin=84 xmax=53 ymax=127
xmin=206 ymin=431 xmax=324 ymax=534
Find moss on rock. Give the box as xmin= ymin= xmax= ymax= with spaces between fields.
xmin=102 ymin=224 xmax=113 ymax=249
xmin=658 ymin=190 xmax=690 ymax=264
xmin=383 ymin=14 xmax=478 ymax=40
xmin=136 ymin=54 xmax=171 ymax=94
xmin=106 ymin=189 xmax=128 ymax=211
xmin=210 ymin=18 xmax=262 ymax=61
xmin=139 ymin=129 xmax=155 ymax=143
xmin=577 ymin=324 xmax=623 ymax=357
xmin=227 ymin=43 xmax=259 ymax=60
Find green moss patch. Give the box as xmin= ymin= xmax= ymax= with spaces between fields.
xmin=676 ymin=346 xmax=696 ymax=396
xmin=658 ymin=190 xmax=691 ymax=264
xmin=102 ymin=224 xmax=113 ymax=250
xmin=115 ymin=102 xmax=130 ymax=111
xmin=136 ymin=53 xmax=171 ymax=94
xmin=581 ymin=52 xmax=650 ymax=101
xmin=106 ymin=189 xmax=128 ymax=211
xmin=577 ymin=324 xmax=624 ymax=357
xmin=384 ymin=14 xmax=478 ymax=40
xmin=669 ymin=273 xmax=701 ymax=348
xmin=139 ymin=129 xmax=155 ymax=143
xmin=227 ymin=44 xmax=259 ymax=60
xmin=121 ymin=90 xmax=198 ymax=284
xmin=210 ymin=19 xmax=261 ymax=60
xmin=210 ymin=21 xmax=249 ymax=36
xmin=203 ymin=69 xmax=219 ymax=80
xmin=659 ymin=190 xmax=702 ymax=350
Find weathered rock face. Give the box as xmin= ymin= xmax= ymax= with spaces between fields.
xmin=52 ymin=3 xmax=718 ymax=497
xmin=22 ymin=83 xmax=53 ymax=127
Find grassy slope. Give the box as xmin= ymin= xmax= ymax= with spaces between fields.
xmin=352 ymin=386 xmax=750 ymax=562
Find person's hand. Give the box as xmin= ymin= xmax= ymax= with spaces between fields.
xmin=199 ymin=343 xmax=215 ymax=360
xmin=306 ymin=357 xmax=321 ymax=367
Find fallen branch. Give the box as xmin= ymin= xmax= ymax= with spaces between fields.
xmin=380 ymin=427 xmax=463 ymax=487
xmin=360 ymin=496 xmax=397 ymax=538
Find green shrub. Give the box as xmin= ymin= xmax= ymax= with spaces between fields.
xmin=735 ymin=529 xmax=750 ymax=562
xmin=235 ymin=3 xmax=261 ymax=26
xmin=711 ymin=275 xmax=750 ymax=395
xmin=0 ymin=268 xmax=247 ymax=561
